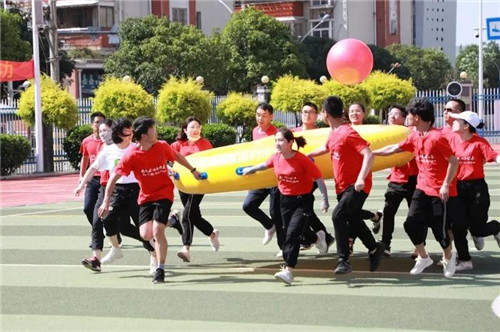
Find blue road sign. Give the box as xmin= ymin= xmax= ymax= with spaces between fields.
xmin=486 ymin=17 xmax=500 ymax=40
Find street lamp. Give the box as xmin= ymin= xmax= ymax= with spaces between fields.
xmin=195 ymin=76 xmax=204 ymax=84
xmin=319 ymin=75 xmax=328 ymax=84
xmin=300 ymin=14 xmax=330 ymax=43
xmin=387 ymin=62 xmax=401 ymax=74
xmin=217 ymin=0 xmax=233 ymax=14
xmin=257 ymin=75 xmax=270 ymax=103
xmin=122 ymin=75 xmax=132 ymax=82
xmin=6 ymin=80 xmax=31 ymax=104
xmin=460 ymin=71 xmax=468 ymax=80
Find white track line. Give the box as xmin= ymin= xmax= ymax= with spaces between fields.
xmin=1 ymin=207 xmax=80 ymax=217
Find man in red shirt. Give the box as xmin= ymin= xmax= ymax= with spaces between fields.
xmin=309 ymin=96 xmax=385 ymax=274
xmin=441 ymin=98 xmax=466 ymax=139
xmin=78 ymin=111 xmax=105 ymax=228
xmin=98 ymin=117 xmax=202 ymax=284
xmin=243 ymin=103 xmax=284 ymax=255
xmin=373 ymin=98 xmax=459 ymax=278
xmin=379 ymin=105 xmax=418 ymax=256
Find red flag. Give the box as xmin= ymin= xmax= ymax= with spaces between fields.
xmin=0 ymin=59 xmax=34 ymax=82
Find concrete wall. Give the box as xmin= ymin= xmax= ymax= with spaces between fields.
xmin=196 ymin=0 xmax=233 ymax=35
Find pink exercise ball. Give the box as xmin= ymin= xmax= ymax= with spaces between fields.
xmin=326 ymin=39 xmax=374 ymax=85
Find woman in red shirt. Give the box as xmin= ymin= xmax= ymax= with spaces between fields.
xmin=171 ymin=117 xmax=220 ymax=263
xmin=448 ymin=111 xmax=500 ymax=271
xmin=243 ymin=127 xmax=329 ymax=285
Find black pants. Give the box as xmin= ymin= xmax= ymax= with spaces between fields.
xmin=301 ymin=183 xmax=328 ymax=245
xmin=179 ymin=191 xmax=214 ymax=246
xmin=83 ymin=176 xmax=101 ymax=226
xmin=332 ymin=186 xmax=377 ymax=261
xmin=456 ymin=178 xmax=500 ymax=256
xmin=243 ymin=187 xmax=284 ymax=248
xmin=281 ymin=194 xmax=314 ymax=268
xmin=404 ymin=189 xmax=455 ymax=250
xmin=103 ymin=183 xmax=154 ymax=252
xmin=90 ymin=185 xmax=105 ymax=250
xmin=381 ymin=176 xmax=417 ymax=250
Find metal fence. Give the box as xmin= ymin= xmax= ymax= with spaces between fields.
xmin=1 ymin=89 xmax=499 ymax=175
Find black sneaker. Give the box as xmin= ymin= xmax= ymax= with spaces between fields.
xmin=334 ymin=260 xmax=352 ymax=274
xmin=369 ymin=242 xmax=385 ymax=272
xmin=371 ymin=210 xmax=382 ymax=234
xmin=82 ymin=257 xmax=101 ymax=272
xmin=153 ymin=268 xmax=165 ymax=283
xmin=326 ymin=233 xmax=335 ymax=252
xmin=168 ymin=210 xmax=183 ymax=235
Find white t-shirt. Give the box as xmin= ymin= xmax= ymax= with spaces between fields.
xmin=92 ymin=143 xmax=138 ymax=184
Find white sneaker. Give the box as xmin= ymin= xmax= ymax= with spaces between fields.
xmin=149 ymin=256 xmax=157 ymax=275
xmin=442 ymin=252 xmax=457 ymax=278
xmin=209 ymin=229 xmax=220 ymax=251
xmin=262 ymin=225 xmax=276 ymax=245
xmin=495 ymin=231 xmax=500 ymax=248
xmin=410 ymin=256 xmax=433 ymax=275
xmin=274 ymin=268 xmax=293 ymax=285
xmin=177 ymin=249 xmax=190 ymax=263
xmin=456 ymin=260 xmax=473 ymax=272
xmin=315 ymin=230 xmax=328 ymax=254
xmin=101 ymin=247 xmax=123 ymax=264
xmin=276 ymin=250 xmax=283 ymax=257
xmin=472 ymin=236 xmax=485 ymax=250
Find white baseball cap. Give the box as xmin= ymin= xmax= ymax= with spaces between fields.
xmin=449 ymin=111 xmax=482 ymax=129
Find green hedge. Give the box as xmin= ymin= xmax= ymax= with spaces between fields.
xmin=157 ymin=125 xmax=178 ymax=144
xmin=202 ymin=123 xmax=237 ymax=147
xmin=62 ymin=124 xmax=92 ymax=171
xmin=0 ymin=134 xmax=31 ymax=176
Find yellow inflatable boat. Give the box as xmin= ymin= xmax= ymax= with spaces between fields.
xmin=172 ymin=125 xmax=413 ymax=194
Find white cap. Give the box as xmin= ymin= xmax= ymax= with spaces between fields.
xmin=448 ymin=111 xmax=482 ymax=129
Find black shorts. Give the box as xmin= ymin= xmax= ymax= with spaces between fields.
xmin=139 ymin=199 xmax=173 ymax=226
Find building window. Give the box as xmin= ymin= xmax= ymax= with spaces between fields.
xmin=310 ymin=0 xmax=330 ymax=7
xmin=100 ymin=7 xmax=114 ymax=28
xmin=172 ymin=8 xmax=188 ymax=25
xmin=196 ymin=11 xmax=201 ymax=30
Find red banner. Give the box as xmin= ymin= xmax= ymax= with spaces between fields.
xmin=0 ymin=59 xmax=34 ymax=82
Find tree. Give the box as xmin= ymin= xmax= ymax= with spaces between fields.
xmin=361 ymin=71 xmax=416 ymax=116
xmin=368 ymin=44 xmax=411 ymax=80
xmin=220 ymin=8 xmax=307 ymax=92
xmin=386 ymin=44 xmax=452 ymax=90
xmin=270 ymin=75 xmax=327 ymax=126
xmin=456 ymin=42 xmax=500 ymax=88
xmin=92 ymin=77 xmax=155 ymax=120
xmin=0 ymin=9 xmax=31 ymax=61
xmin=299 ymin=36 xmax=335 ymax=82
xmin=321 ymin=79 xmax=371 ymax=109
xmin=104 ymin=15 xmax=227 ymax=94
xmin=17 ymin=74 xmax=78 ymax=172
xmin=156 ymin=77 xmax=214 ymax=126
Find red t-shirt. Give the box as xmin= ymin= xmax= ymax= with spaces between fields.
xmin=115 ymin=141 xmax=176 ymax=205
xmin=80 ymin=134 xmax=103 ymax=176
xmin=324 ymin=124 xmax=372 ymax=195
xmin=387 ymin=158 xmax=419 ymax=183
xmin=170 ymin=138 xmax=213 ymax=157
xmin=100 ymin=170 xmax=109 ymax=186
xmin=265 ymin=151 xmax=322 ymax=195
xmin=252 ymin=125 xmax=277 ymax=140
xmin=449 ymin=134 xmax=498 ymax=181
xmin=398 ymin=128 xmax=457 ymax=197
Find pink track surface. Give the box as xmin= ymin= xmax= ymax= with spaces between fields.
xmin=0 ymin=174 xmax=82 ymax=208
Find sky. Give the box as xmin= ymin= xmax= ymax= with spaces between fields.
xmin=456 ymin=0 xmax=500 ymax=48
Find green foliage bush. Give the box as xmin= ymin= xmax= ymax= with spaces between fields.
xmin=364 ymin=115 xmax=380 ymax=124
xmin=62 ymin=125 xmax=92 ymax=170
xmin=157 ymin=125 xmax=179 ymax=144
xmin=361 ymin=71 xmax=416 ymax=111
xmin=156 ymin=77 xmax=214 ymax=126
xmin=0 ymin=134 xmax=31 ymax=176
xmin=17 ymin=75 xmax=78 ymax=130
xmin=202 ymin=123 xmax=237 ymax=147
xmin=321 ymin=80 xmax=371 ymax=109
xmin=92 ymin=77 xmax=155 ymax=120
xmin=216 ymin=92 xmax=257 ymax=129
xmin=270 ymin=75 xmax=327 ymax=115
